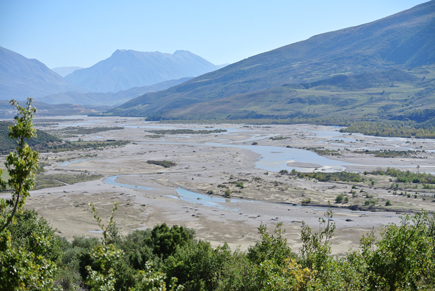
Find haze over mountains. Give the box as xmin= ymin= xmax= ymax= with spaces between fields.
xmin=0 ymin=47 xmax=223 ymax=105
xmin=38 ymin=77 xmax=192 ymax=106
xmin=110 ymin=1 xmax=435 ymax=120
xmin=51 ymin=66 xmax=82 ymax=77
xmin=65 ymin=50 xmax=225 ymax=93
xmin=0 ymin=46 xmax=90 ymax=100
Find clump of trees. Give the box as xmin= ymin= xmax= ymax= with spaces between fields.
xmin=280 ymin=169 xmax=365 ymax=183
xmin=147 ymin=160 xmax=177 ymax=168
xmin=369 ymin=168 xmax=435 ymax=184
xmin=340 ymin=121 xmax=435 ymax=139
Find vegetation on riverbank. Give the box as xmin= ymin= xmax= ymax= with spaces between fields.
xmin=145 ymin=128 xmax=227 ymax=135
xmin=146 ymin=160 xmax=177 ymax=168
xmin=48 ymin=126 xmax=124 ymax=138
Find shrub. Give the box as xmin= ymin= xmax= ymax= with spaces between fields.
xmin=335 ymin=194 xmax=344 ymax=203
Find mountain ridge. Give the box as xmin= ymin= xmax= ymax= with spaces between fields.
xmin=65 ymin=49 xmax=224 ymax=92
xmin=0 ymin=47 xmax=90 ymax=100
xmin=109 ymin=1 xmax=435 ymax=119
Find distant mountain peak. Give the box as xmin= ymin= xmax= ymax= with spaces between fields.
xmin=65 ymin=49 xmax=220 ymax=92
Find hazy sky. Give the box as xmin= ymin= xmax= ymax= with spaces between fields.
xmin=0 ymin=0 xmax=429 ymax=69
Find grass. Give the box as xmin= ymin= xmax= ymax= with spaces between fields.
xmin=34 ymin=173 xmax=103 ymax=190
xmin=48 ymin=126 xmax=124 ymax=138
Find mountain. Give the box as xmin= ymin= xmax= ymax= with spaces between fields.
xmin=65 ymin=50 xmax=223 ymax=92
xmin=51 ymin=66 xmax=83 ymax=77
xmin=38 ymin=77 xmax=192 ymax=106
xmin=0 ymin=47 xmax=90 ymax=100
xmin=109 ymin=1 xmax=435 ymax=119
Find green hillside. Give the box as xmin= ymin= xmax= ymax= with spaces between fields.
xmin=0 ymin=121 xmax=61 ymax=154
xmin=108 ymin=1 xmax=435 ymax=124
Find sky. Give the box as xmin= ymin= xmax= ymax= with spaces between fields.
xmin=0 ymin=0 xmax=430 ymax=69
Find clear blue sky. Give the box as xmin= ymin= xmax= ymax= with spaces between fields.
xmin=0 ymin=0 xmax=429 ymax=69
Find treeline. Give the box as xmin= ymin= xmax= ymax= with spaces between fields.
xmin=340 ymin=121 xmax=435 ymax=138
xmin=369 ymin=168 xmax=435 ymax=184
xmin=282 ymin=168 xmax=435 ymax=186
xmin=280 ymin=169 xmax=365 ymax=183
xmin=47 ymin=140 xmax=130 ymax=152
xmin=6 ymin=208 xmax=435 ymax=290
xmin=146 ymin=160 xmax=177 ymax=168
xmin=354 ymin=149 xmax=423 ymax=158
xmin=51 ymin=126 xmax=124 ymax=136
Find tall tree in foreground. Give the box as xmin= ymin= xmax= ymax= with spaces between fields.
xmin=0 ymin=98 xmax=59 ymax=290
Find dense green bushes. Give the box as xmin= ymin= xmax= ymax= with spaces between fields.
xmin=369 ymin=167 xmax=435 ymax=184
xmin=11 ymin=206 xmax=426 ymax=290
xmin=280 ymin=169 xmax=365 ymax=183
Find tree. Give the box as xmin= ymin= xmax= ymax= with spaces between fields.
xmin=360 ymin=212 xmax=435 ymax=290
xmin=0 ymin=98 xmax=59 ymax=290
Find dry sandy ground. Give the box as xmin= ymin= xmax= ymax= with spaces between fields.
xmin=2 ymin=116 xmax=435 ymax=256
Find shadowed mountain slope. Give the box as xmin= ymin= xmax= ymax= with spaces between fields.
xmin=38 ymin=77 xmax=192 ymax=106
xmin=109 ymin=1 xmax=435 ymax=119
xmin=0 ymin=47 xmax=89 ymax=100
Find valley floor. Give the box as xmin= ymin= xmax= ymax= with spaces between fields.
xmin=2 ymin=116 xmax=435 ymax=255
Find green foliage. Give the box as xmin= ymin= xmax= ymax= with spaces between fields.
xmin=370 ymin=167 xmax=435 ymax=184
xmin=360 ymin=212 xmax=435 ymax=290
xmin=132 ymin=262 xmax=182 ymax=291
xmin=145 ymin=129 xmax=227 ymax=135
xmin=0 ymin=120 xmax=61 ymax=155
xmin=146 ymin=223 xmax=194 ymax=259
xmin=254 ymin=258 xmax=318 ymax=291
xmin=335 ymin=194 xmax=344 ymax=203
xmin=300 ymin=207 xmax=336 ymax=273
xmin=341 ymin=120 xmax=435 ymax=139
xmin=247 ymin=223 xmax=294 ymax=266
xmin=355 ymin=149 xmax=423 ymax=158
xmin=165 ymin=241 xmax=254 ymax=291
xmin=301 ymin=197 xmax=311 ymax=206
xmin=147 ymin=160 xmax=177 ymax=168
xmin=0 ymin=99 xmax=59 ymax=290
xmin=287 ymin=170 xmax=365 ymax=183
xmin=50 ymin=126 xmax=124 ymax=137
xmin=305 ymin=147 xmax=341 ymax=156
xmin=34 ymin=172 xmax=103 ymax=190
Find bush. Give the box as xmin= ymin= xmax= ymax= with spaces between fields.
xmin=335 ymin=194 xmax=344 ymax=203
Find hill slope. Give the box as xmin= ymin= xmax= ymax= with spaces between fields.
xmin=0 ymin=47 xmax=89 ymax=100
xmin=65 ymin=50 xmax=223 ymax=92
xmin=0 ymin=121 xmax=61 ymax=154
xmin=109 ymin=1 xmax=435 ymax=119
